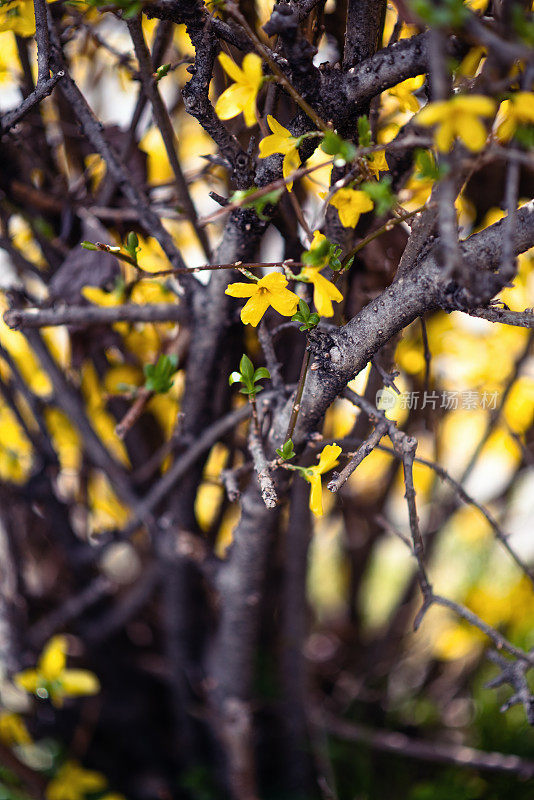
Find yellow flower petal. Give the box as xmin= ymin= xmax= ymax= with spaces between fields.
xmin=61 ymin=670 xmax=100 ymax=697
xmin=218 ymin=52 xmax=244 ymax=84
xmin=14 ymin=669 xmax=40 ymax=694
xmin=266 ymin=114 xmax=291 ymax=138
xmin=243 ymin=93 xmax=258 ymax=127
xmin=268 ymin=287 xmax=299 ymax=317
xmin=304 ymin=269 xmax=343 ymax=317
xmin=330 ymin=189 xmax=374 ymax=228
xmin=0 ymin=712 xmax=32 ymax=746
xmin=242 ymin=52 xmax=263 ymax=85
xmin=225 ymin=281 xmax=259 ymax=298
xmin=453 ymin=94 xmax=495 ymax=116
xmin=496 ymin=113 xmax=517 ymax=142
xmin=215 ymin=84 xmax=253 ymax=121
xmin=39 ymin=635 xmax=67 ymax=681
xmin=456 ymin=114 xmax=488 ymax=151
xmin=282 ymin=147 xmax=301 ymax=191
xmin=240 ymin=291 xmax=271 ymax=327
xmin=514 ymin=92 xmax=534 ymax=121
xmin=308 ymin=473 xmax=324 ymax=516
xmin=316 ymin=443 xmax=341 ymax=474
xmin=417 ymin=101 xmax=450 ymax=126
xmin=435 ymin=118 xmax=455 ymax=152
xmin=258 ymin=272 xmax=288 ymax=292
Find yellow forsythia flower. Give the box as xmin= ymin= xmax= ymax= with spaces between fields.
xmin=259 ymin=115 xmax=301 ymax=191
xmin=328 ymin=188 xmax=374 ymax=228
xmin=0 ymin=712 xmax=32 ymax=746
xmin=225 ymin=272 xmax=299 ymax=327
xmin=215 ymin=52 xmax=263 ymax=127
xmin=304 ymin=444 xmax=341 ymax=517
xmin=15 ymin=636 xmax=100 ymax=707
xmin=46 ymin=761 xmax=107 ymax=800
xmin=366 ymin=149 xmax=388 ymax=178
xmin=416 ymin=94 xmax=496 ymax=152
xmin=301 ymin=232 xmax=343 ymax=317
xmin=495 ymin=92 xmax=534 ymax=141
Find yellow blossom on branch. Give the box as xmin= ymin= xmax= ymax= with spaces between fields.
xmin=46 ymin=761 xmax=107 ymax=800
xmin=495 ymin=92 xmax=534 ymax=141
xmin=15 ymin=635 xmax=100 ymax=707
xmin=300 ymin=233 xmax=343 ymax=317
xmin=225 ymin=272 xmax=299 ymax=327
xmin=259 ymin=115 xmax=301 ymax=191
xmin=215 ymin=52 xmax=263 ymax=127
xmin=366 ymin=149 xmax=389 ymax=179
xmin=302 ymin=268 xmax=343 ymax=317
xmin=327 ymin=188 xmax=374 ymax=228
xmin=416 ymin=94 xmax=496 ymax=152
xmin=303 ymin=444 xmax=341 ymax=517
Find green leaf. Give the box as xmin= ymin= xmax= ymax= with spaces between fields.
xmin=414 ymin=149 xmax=449 ymax=181
xmin=410 ymin=0 xmax=468 ymax=28
xmin=253 ymin=367 xmax=270 ymax=382
xmin=143 ymin=354 xmax=179 ymax=394
xmin=320 ymin=132 xmax=356 ymax=165
xmin=276 ymin=439 xmax=295 ymax=460
xmin=125 ymin=231 xmax=140 ymax=264
xmin=81 ymin=241 xmax=98 ymax=251
xmin=228 ymin=188 xmax=283 ymax=221
xmin=239 ymin=354 xmax=254 ymax=381
xmin=229 ymin=371 xmax=242 ymax=386
xmin=362 ymin=176 xmax=396 ymax=216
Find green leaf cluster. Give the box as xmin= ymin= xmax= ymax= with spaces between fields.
xmin=302 ymin=237 xmax=344 ymax=272
xmin=362 ymin=175 xmax=396 ymax=216
xmin=320 ymin=132 xmax=357 ymax=166
xmin=410 ymin=0 xmax=468 ymax=28
xmin=144 ymin=354 xmax=179 ymax=394
xmin=414 ymin=149 xmax=450 ymax=182
xmin=229 ymin=355 xmax=270 ymax=399
xmin=275 ymin=439 xmax=295 ymax=461
xmin=229 ymin=188 xmax=283 ymax=221
xmin=292 ymin=299 xmax=319 ymax=331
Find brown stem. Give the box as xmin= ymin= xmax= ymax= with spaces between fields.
xmin=284 ymin=340 xmax=311 ymax=444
